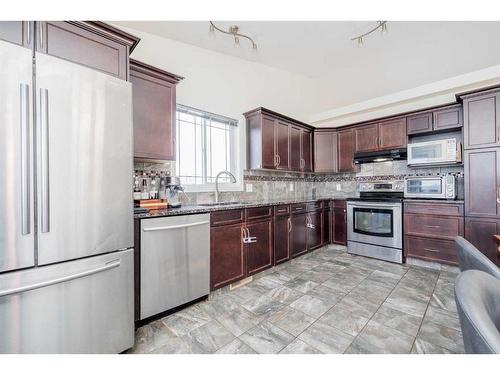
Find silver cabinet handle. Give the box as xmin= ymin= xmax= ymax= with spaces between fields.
xmin=423 ymin=225 xmax=440 ymax=229
xmin=26 ymin=22 xmax=31 ymax=45
xmin=143 ymin=221 xmax=209 ymax=232
xmin=38 ymin=88 xmax=50 ymax=233
xmin=288 ymin=217 xmax=292 ymax=233
xmin=423 ymin=248 xmax=440 ymax=253
xmin=276 ymin=154 xmax=280 ymax=167
xmin=20 ymin=83 xmax=31 ymax=235
xmin=497 ymin=187 xmax=500 ymax=204
xmin=39 ymin=22 xmax=43 ymax=49
xmin=242 ymin=227 xmax=249 ymax=243
xmin=0 ymin=260 xmax=120 ymax=298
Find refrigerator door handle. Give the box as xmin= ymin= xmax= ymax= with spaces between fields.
xmin=38 ymin=88 xmax=50 ymax=233
xmin=0 ymin=259 xmax=121 ymax=298
xmin=20 ymin=83 xmax=31 ymax=235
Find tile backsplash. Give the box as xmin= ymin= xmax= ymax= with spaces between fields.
xmin=134 ymin=159 xmax=464 ymax=204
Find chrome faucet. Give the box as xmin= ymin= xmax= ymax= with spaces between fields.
xmin=215 ymin=171 xmax=237 ymax=203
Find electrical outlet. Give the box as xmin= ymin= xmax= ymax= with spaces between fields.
xmin=245 ymin=183 xmax=253 ymax=193
xmin=289 ymin=183 xmax=294 ymax=191
xmin=336 ymin=183 xmax=341 ymax=191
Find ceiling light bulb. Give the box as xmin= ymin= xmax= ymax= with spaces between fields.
xmin=357 ymin=37 xmax=363 ymax=47
xmin=209 ymin=23 xmax=215 ymax=33
xmin=234 ymin=36 xmax=240 ymax=46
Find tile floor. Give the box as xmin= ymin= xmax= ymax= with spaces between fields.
xmin=128 ymin=245 xmax=464 ymax=354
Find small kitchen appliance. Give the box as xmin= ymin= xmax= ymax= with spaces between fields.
xmin=404 ymin=174 xmax=457 ymax=200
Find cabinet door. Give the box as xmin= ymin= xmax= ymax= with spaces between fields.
xmin=290 ymin=125 xmax=302 ymax=171
xmin=0 ymin=21 xmax=32 ymax=48
xmin=323 ymin=207 xmax=330 ymax=245
xmin=433 ymin=106 xmax=463 ymax=131
xmin=274 ymin=216 xmax=291 ymax=265
xmin=337 ymin=129 xmax=356 ymax=172
xmin=465 ymin=148 xmax=500 ymax=218
xmin=210 ymin=223 xmax=245 ymax=290
xmin=291 ymin=214 xmax=308 ymax=257
xmin=379 ymin=118 xmax=407 ymax=150
xmin=261 ymin=115 xmax=277 ymax=169
xmin=463 ymin=93 xmax=500 ymax=149
xmin=131 ymin=67 xmax=177 ymax=160
xmin=331 ymin=207 xmax=347 ymax=246
xmin=314 ymin=131 xmax=338 ymax=173
xmin=307 ymin=211 xmax=323 ymax=250
xmin=246 ymin=219 xmax=273 ymax=276
xmin=37 ymin=22 xmax=129 ymax=80
xmin=465 ymin=217 xmax=499 ymax=264
xmin=355 ymin=124 xmax=379 ymax=152
xmin=407 ymin=112 xmax=433 ymax=135
xmin=275 ymin=120 xmax=290 ymax=170
xmin=301 ymin=129 xmax=313 ymax=172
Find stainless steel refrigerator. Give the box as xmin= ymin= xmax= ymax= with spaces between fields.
xmin=0 ymin=40 xmax=134 ymax=353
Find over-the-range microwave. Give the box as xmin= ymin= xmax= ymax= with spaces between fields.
xmin=407 ymin=138 xmax=462 ymax=166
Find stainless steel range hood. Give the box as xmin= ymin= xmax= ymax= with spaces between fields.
xmin=353 ymin=148 xmax=407 ymax=164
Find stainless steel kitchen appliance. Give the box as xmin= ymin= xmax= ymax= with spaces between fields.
xmin=140 ymin=214 xmax=210 ymax=320
xmin=404 ymin=174 xmax=457 ymax=200
xmin=347 ymin=180 xmax=404 ymax=263
xmin=407 ymin=138 xmax=462 ymax=166
xmin=0 ymin=41 xmax=134 ymax=353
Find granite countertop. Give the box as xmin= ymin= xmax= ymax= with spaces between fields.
xmin=134 ymin=197 xmax=348 ymax=219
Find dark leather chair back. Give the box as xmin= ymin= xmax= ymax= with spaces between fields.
xmin=454 ymin=270 xmax=500 ymax=353
xmin=455 ymin=236 xmax=500 ymax=279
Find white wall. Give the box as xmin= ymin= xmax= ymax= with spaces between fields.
xmin=119 ymin=25 xmax=317 ymax=124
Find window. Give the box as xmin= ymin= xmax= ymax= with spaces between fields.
xmin=176 ymin=104 xmax=239 ymax=189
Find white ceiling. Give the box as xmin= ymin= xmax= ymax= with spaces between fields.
xmin=115 ymin=21 xmax=500 ymax=116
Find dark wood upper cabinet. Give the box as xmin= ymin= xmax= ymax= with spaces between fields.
xmin=275 ymin=120 xmax=290 ymax=170
xmin=378 ymin=118 xmax=407 ymax=150
xmin=462 ymin=90 xmax=500 ymax=150
xmin=407 ymin=112 xmax=433 ymax=135
xmin=464 ymin=148 xmax=500 ymax=218
xmin=210 ymin=223 xmax=245 ymax=290
xmin=36 ymin=22 xmax=139 ymax=81
xmin=433 ymin=105 xmax=462 ymax=132
xmin=130 ymin=59 xmax=183 ymax=160
xmin=0 ymin=21 xmax=33 ymax=48
xmin=355 ymin=124 xmax=379 ymax=152
xmin=301 ymin=129 xmax=313 ymax=172
xmin=331 ymin=200 xmax=347 ymax=246
xmin=245 ymin=107 xmax=313 ymax=172
xmin=246 ymin=218 xmax=273 ymax=276
xmin=261 ymin=115 xmax=277 ymax=169
xmin=290 ymin=125 xmax=302 ymax=171
xmin=337 ymin=129 xmax=356 ymax=172
xmin=314 ymin=131 xmax=338 ymax=173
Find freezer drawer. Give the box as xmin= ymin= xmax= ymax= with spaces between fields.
xmin=140 ymin=214 xmax=210 ymax=320
xmin=0 ymin=249 xmax=134 ymax=353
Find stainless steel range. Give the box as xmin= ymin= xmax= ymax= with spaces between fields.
xmin=347 ymin=180 xmax=404 ymax=263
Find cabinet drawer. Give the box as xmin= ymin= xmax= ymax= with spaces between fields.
xmin=210 ymin=209 xmax=244 ymax=226
xmin=274 ymin=204 xmax=290 ymax=216
xmin=404 ymin=202 xmax=464 ymax=216
xmin=404 ymin=213 xmax=464 ymax=239
xmin=331 ymin=199 xmax=346 ymax=209
xmin=307 ymin=201 xmax=323 ymax=212
xmin=291 ymin=203 xmax=307 ymax=215
xmin=405 ymin=235 xmax=458 ymax=265
xmin=246 ymin=206 xmax=272 ymax=221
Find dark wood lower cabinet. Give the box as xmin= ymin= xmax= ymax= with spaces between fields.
xmin=323 ymin=206 xmax=330 ymax=245
xmin=307 ymin=211 xmax=323 ymax=250
xmin=246 ymin=218 xmax=273 ymax=276
xmin=210 ymin=223 xmax=245 ymax=290
xmin=465 ymin=217 xmax=500 ymax=265
xmin=331 ymin=200 xmax=347 ymax=246
xmin=291 ymin=213 xmax=308 ymax=257
xmin=274 ymin=215 xmax=291 ymax=265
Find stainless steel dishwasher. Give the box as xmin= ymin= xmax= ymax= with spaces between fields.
xmin=140 ymin=213 xmax=210 ymax=320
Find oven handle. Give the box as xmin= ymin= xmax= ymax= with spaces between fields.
xmin=348 ymin=203 xmax=400 ymax=209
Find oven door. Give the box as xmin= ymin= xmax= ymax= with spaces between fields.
xmin=404 ymin=177 xmax=445 ymax=199
xmin=347 ymin=201 xmax=402 ymax=249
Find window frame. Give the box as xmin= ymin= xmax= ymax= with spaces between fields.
xmin=176 ymin=104 xmax=242 ymax=193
